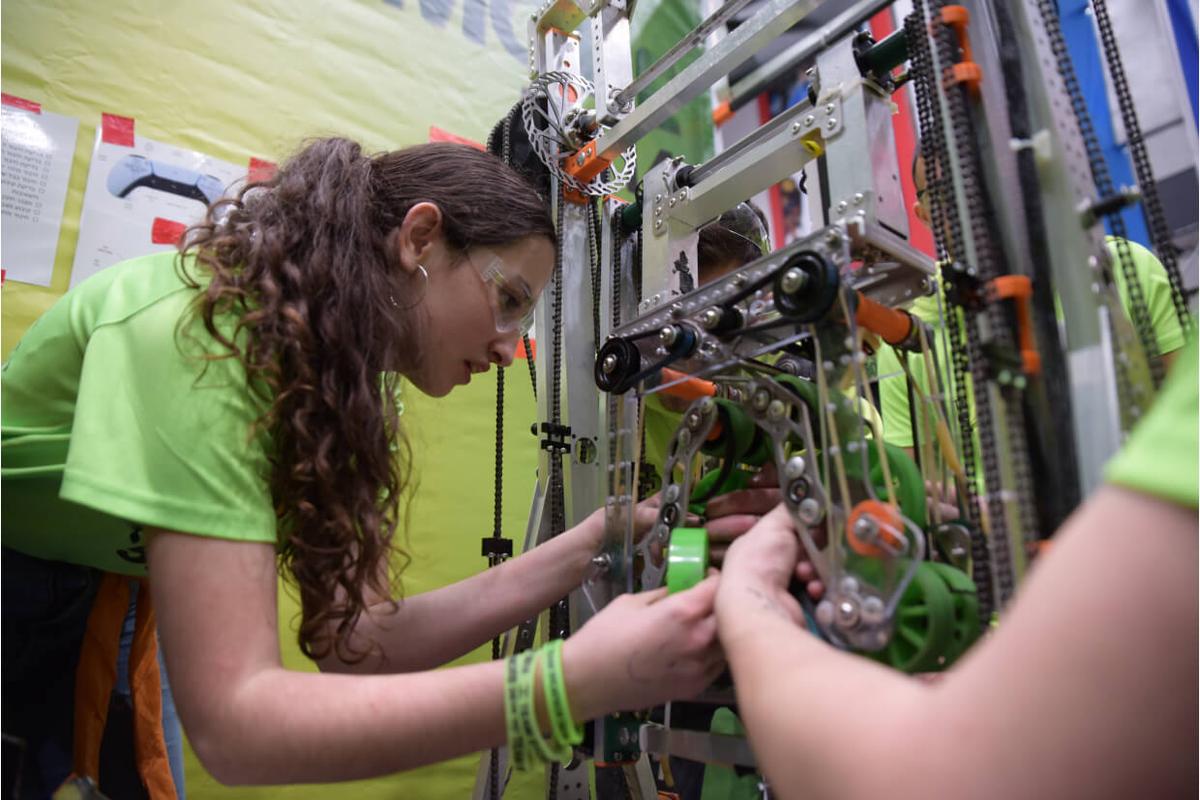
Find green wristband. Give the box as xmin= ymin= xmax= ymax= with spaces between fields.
xmin=541 ymin=640 xmax=584 ymax=746
xmin=522 ymin=647 xmax=571 ymax=764
xmin=503 ymin=653 xmax=531 ymax=771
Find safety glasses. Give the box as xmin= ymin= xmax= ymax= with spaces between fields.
xmin=468 ymin=249 xmax=538 ymax=335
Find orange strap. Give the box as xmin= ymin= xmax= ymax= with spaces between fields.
xmin=658 ymin=368 xmax=717 ymax=402
xmin=70 ymin=574 xmax=177 ymax=799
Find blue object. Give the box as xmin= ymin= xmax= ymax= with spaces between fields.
xmin=1166 ymin=0 xmax=1199 ymax=125
xmin=1058 ymin=0 xmax=1151 ymax=247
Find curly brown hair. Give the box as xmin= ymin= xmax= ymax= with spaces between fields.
xmin=177 ymin=138 xmax=555 ymax=662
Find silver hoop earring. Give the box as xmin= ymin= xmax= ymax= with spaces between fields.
xmin=391 ymin=264 xmax=429 ymax=310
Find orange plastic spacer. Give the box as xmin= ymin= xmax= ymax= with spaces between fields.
xmin=940 ymin=5 xmax=982 ymax=95
xmin=846 ymin=500 xmax=905 ymax=558
xmin=854 ymin=291 xmax=915 ymax=346
xmin=658 ymin=367 xmax=717 ymax=402
xmin=562 ymin=140 xmax=614 ymax=204
xmin=987 ymin=275 xmax=1041 ymax=376
xmin=712 ymin=99 xmax=733 ymax=126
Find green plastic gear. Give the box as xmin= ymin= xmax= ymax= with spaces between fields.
xmin=666 ymin=527 xmax=709 ymax=594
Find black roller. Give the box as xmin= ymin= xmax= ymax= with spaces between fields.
xmin=595 ymin=337 xmax=642 ymax=393
xmin=773 ymin=251 xmax=839 ymax=322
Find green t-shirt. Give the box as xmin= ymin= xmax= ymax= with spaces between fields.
xmin=877 ymin=237 xmax=1188 ymax=448
xmin=1 ymin=251 xmax=277 ymax=575
xmin=1106 ymin=339 xmax=1199 ymax=507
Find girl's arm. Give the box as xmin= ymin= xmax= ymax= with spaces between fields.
xmin=717 ymin=488 xmax=1197 ymax=799
xmin=147 ymin=527 xmax=722 ymax=785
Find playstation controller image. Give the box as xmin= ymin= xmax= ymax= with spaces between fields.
xmin=106 ymin=154 xmax=225 ymax=206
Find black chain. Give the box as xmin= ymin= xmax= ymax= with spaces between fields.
xmin=1033 ymin=0 xmax=1162 ymax=393
xmin=905 ymin=6 xmax=994 ymax=623
xmin=1091 ymin=0 xmax=1193 ymax=339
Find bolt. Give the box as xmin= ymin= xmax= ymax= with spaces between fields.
xmin=836 ymin=599 xmax=861 ymax=628
xmin=699 ymin=307 xmax=723 ymax=330
xmin=798 ymin=497 xmax=822 ymax=524
xmin=659 ymin=326 xmax=677 ymax=346
xmin=602 ymin=354 xmax=618 ymax=374
xmin=804 ymin=114 xmax=815 ymax=126
xmin=752 ymin=389 xmax=771 ymax=412
xmin=826 ymin=117 xmax=838 ymax=129
xmin=780 ymin=267 xmax=809 ymax=294
xmin=861 ymin=595 xmax=885 ymax=624
xmin=853 ymin=192 xmax=864 ymax=205
xmin=784 ymin=456 xmax=806 ymax=479
xmin=767 ymin=399 xmax=787 ymax=420
xmin=591 ymin=553 xmax=613 ymax=572
xmin=854 ymin=515 xmax=878 ymax=541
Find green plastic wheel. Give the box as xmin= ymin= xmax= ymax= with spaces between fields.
xmin=871 ymin=561 xmax=956 ymax=673
xmin=925 ymin=561 xmax=982 ymax=665
xmin=667 ymin=527 xmax=709 ymax=594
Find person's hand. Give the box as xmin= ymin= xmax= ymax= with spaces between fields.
xmin=715 ymin=504 xmax=812 ymax=640
xmin=703 ymin=461 xmax=783 ymax=564
xmin=566 ymin=495 xmax=664 ymax=559
xmin=562 ymin=576 xmax=725 ymax=720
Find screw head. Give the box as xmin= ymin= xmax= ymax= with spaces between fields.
xmin=659 ymin=326 xmax=677 ymax=346
xmin=798 ymin=497 xmax=822 ymax=524
xmin=668 ymin=198 xmax=676 ymax=207
xmin=602 ymin=354 xmax=618 ymax=374
xmin=837 ymin=201 xmax=849 ymax=214
xmin=853 ymin=192 xmax=865 ymax=204
xmin=699 ymin=307 xmax=723 ymax=329
xmin=836 ymin=599 xmax=860 ymax=628
xmin=804 ymin=114 xmax=815 ymax=126
xmin=780 ymin=267 xmax=809 ymax=294
xmin=824 ymin=103 xmax=835 ymax=114
xmin=791 ymin=121 xmax=802 ymax=133
xmin=784 ymin=456 xmax=806 ymax=479
xmin=752 ymin=389 xmax=771 ymax=412
xmin=767 ymin=399 xmax=787 ymax=420
xmin=826 ymin=117 xmax=838 ymax=129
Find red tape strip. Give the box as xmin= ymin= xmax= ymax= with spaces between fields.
xmin=1 ymin=94 xmax=41 ymax=114
xmin=428 ymin=125 xmax=485 ymax=151
xmin=151 ymin=217 xmax=187 ymax=245
xmin=248 ymin=157 xmax=277 ymax=183
xmin=516 ymin=337 xmax=536 ymax=361
xmin=101 ymin=113 xmax=135 ymax=147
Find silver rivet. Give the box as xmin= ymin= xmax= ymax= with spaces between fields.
xmin=804 ymin=114 xmax=815 ymax=126
xmin=791 ymin=121 xmax=802 ymax=133
xmin=853 ymin=192 xmax=864 ymax=204
xmin=826 ymin=117 xmax=838 ymax=129
xmin=836 ymin=201 xmax=849 ymax=214
xmin=824 ymin=103 xmax=835 ymax=114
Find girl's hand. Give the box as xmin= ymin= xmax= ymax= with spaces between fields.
xmin=562 ymin=576 xmax=724 ymax=720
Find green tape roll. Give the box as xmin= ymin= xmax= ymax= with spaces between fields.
xmin=667 ymin=527 xmax=709 ymax=594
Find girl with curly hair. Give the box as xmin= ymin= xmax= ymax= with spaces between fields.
xmin=2 ymin=138 xmax=736 ymax=797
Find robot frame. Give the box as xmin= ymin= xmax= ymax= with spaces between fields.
xmin=474 ymin=0 xmax=1190 ymax=797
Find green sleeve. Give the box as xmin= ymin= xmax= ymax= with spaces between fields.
xmin=59 ymin=293 xmax=279 ymax=544
xmin=877 ymin=345 xmax=916 ymax=448
xmin=1106 ymin=236 xmax=1188 ymax=356
xmin=1105 ymin=339 xmax=1198 ymax=507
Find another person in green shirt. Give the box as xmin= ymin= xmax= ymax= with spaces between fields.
xmin=877 ymin=148 xmax=1186 ymax=451
xmin=716 ymin=340 xmax=1198 ymax=797
xmin=2 ymin=139 xmax=745 ymax=795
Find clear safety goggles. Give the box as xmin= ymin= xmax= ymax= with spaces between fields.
xmin=700 ymin=202 xmax=771 ymax=259
xmin=469 ymin=249 xmax=538 ymax=335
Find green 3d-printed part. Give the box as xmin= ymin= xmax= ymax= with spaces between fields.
xmin=667 ymin=527 xmax=709 ymax=594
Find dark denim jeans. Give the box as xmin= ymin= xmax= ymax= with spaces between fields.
xmin=1 ymin=548 xmax=185 ymax=799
